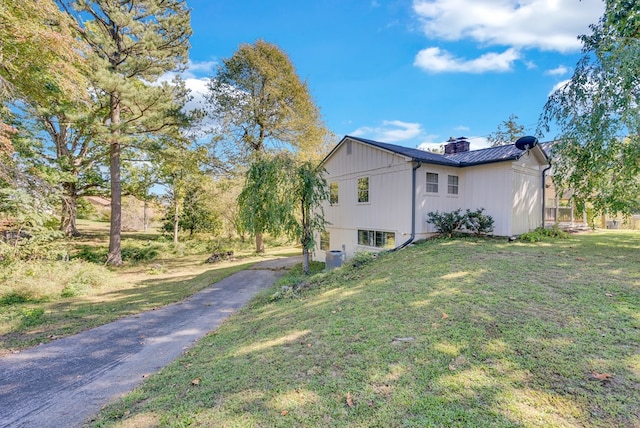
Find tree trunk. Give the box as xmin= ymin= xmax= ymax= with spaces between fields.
xmin=173 ymin=198 xmax=179 ymax=245
xmin=106 ymin=91 xmax=123 ymax=266
xmin=255 ymin=232 xmax=264 ymax=253
xmin=301 ymin=202 xmax=310 ymax=274
xmin=60 ymin=182 xmax=80 ymax=237
xmin=302 ymin=247 xmax=310 ymax=275
xmin=143 ymin=199 xmax=148 ymax=232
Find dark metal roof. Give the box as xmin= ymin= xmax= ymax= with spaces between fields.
xmin=445 ymin=144 xmax=525 ymax=166
xmin=346 ymin=136 xmax=459 ymax=166
xmin=342 ymin=135 xmax=545 ymax=167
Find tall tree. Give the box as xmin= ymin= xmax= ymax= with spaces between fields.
xmin=0 ymin=0 xmax=87 ymax=104
xmin=488 ymin=114 xmax=525 ymax=147
xmin=540 ymin=0 xmax=639 ymax=215
xmin=0 ymin=0 xmax=88 ymax=189
xmin=61 ymin=0 xmax=192 ymax=265
xmin=295 ymin=161 xmax=329 ymax=274
xmin=238 ymin=153 xmax=328 ymax=267
xmin=207 ymin=40 xmax=327 ymax=251
xmin=238 ymin=154 xmax=296 ymax=253
xmin=21 ymin=103 xmax=107 ymax=236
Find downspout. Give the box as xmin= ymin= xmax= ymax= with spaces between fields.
xmin=541 ymin=162 xmax=552 ymax=228
xmin=391 ymin=161 xmax=422 ymax=251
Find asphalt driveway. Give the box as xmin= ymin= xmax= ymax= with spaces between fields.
xmin=0 ymin=256 xmax=301 ymax=428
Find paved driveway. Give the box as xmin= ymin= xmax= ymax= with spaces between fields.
xmin=0 ymin=256 xmax=301 ymax=428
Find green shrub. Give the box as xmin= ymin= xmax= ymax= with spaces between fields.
xmin=20 ymin=307 xmax=45 ymax=327
xmin=0 ymin=291 xmax=36 ymax=305
xmin=464 ymin=208 xmax=495 ymax=235
xmin=121 ymin=245 xmax=160 ymax=263
xmin=519 ymin=225 xmax=570 ymax=242
xmin=0 ymin=259 xmax=114 ymax=304
xmin=427 ymin=208 xmax=494 ymax=237
xmin=0 ymin=229 xmax=68 ymax=262
xmin=76 ymin=198 xmax=99 ymax=220
xmin=73 ymin=246 xmax=107 ymax=263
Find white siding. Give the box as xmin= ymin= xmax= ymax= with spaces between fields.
xmin=416 ymin=159 xmax=543 ymax=237
xmin=462 ymin=163 xmax=514 ymax=236
xmin=320 ymin=139 xmax=413 ymax=259
xmin=314 ymin=139 xmax=549 ymax=261
xmin=417 ymin=165 xmax=468 ymax=234
xmin=511 ymin=152 xmax=544 ymax=234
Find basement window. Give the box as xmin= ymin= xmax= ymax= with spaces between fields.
xmin=320 ymin=231 xmax=330 ymax=251
xmin=357 ymin=229 xmax=395 ymax=249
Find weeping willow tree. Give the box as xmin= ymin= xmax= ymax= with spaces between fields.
xmin=540 ymin=0 xmax=640 ymax=216
xmin=238 ymin=153 xmax=327 ymax=272
xmin=207 ymin=40 xmax=329 ymax=251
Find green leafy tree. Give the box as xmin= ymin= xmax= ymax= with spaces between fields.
xmin=0 ymin=0 xmax=89 ymax=202
xmin=488 ymin=114 xmax=525 ymax=147
xmin=540 ymin=0 xmax=639 ymax=215
xmin=238 ymin=154 xmax=295 ymax=253
xmin=238 ymin=153 xmax=328 ymax=268
xmin=179 ymin=184 xmax=221 ymax=236
xmin=207 ymin=40 xmax=328 ymax=251
xmin=207 ymin=40 xmax=326 ymax=160
xmin=60 ymin=0 xmax=192 ymax=265
xmin=20 ymin=104 xmax=107 ymax=237
xmin=295 ymin=161 xmax=329 ymax=274
xmin=0 ymin=0 xmax=87 ymax=104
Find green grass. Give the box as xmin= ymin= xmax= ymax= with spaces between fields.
xmin=90 ymin=231 xmax=640 ymax=428
xmin=0 ymin=220 xmax=299 ymax=352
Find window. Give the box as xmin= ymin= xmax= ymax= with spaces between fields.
xmin=357 ymin=177 xmax=369 ymax=203
xmin=426 ymin=172 xmax=439 ymax=193
xmin=329 ymin=182 xmax=339 ymax=205
xmin=320 ymin=231 xmax=330 ymax=251
xmin=447 ymin=175 xmax=459 ymax=195
xmin=357 ymin=229 xmax=395 ymax=249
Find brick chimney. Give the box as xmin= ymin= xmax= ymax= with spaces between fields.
xmin=444 ymin=137 xmax=470 ymax=154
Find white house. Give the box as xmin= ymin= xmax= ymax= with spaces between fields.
xmin=314 ymin=135 xmax=550 ymax=260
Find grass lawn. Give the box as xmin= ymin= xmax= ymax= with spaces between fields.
xmin=90 ymin=230 xmax=640 ymax=427
xmin=0 ymin=220 xmax=299 ymax=353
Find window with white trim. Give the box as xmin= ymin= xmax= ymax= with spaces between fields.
xmin=447 ymin=175 xmax=459 ymax=195
xmin=329 ymin=182 xmax=339 ymax=205
xmin=357 ymin=229 xmax=395 ymax=249
xmin=426 ymin=172 xmax=439 ymax=193
xmin=357 ymin=177 xmax=369 ymax=203
xmin=320 ymin=231 xmax=330 ymax=251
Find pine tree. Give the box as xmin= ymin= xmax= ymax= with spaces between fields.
xmin=61 ymin=0 xmax=192 ymax=265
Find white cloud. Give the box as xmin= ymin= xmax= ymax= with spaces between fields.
xmin=183 ymin=77 xmax=210 ymax=112
xmin=413 ymin=0 xmax=604 ymax=53
xmin=417 ymin=141 xmax=443 ymax=151
xmin=468 ymin=136 xmax=490 ymax=150
xmin=154 ymin=59 xmax=219 ymax=115
xmin=414 ymin=47 xmax=520 ymax=73
xmin=545 ymin=65 xmax=570 ymax=76
xmin=351 ymin=120 xmax=422 ymax=142
xmin=548 ymin=79 xmax=570 ymax=95
xmin=185 ymin=59 xmax=217 ymax=77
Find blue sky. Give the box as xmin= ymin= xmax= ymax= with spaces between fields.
xmin=179 ymin=0 xmax=605 ymax=151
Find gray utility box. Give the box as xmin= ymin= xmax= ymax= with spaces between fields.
xmin=325 ymin=250 xmax=345 ymax=270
